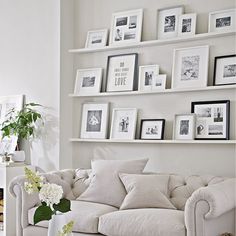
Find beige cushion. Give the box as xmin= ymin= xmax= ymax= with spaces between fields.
xmin=28 ymin=200 xmax=117 ymax=234
xmin=119 ymin=173 xmax=176 ymax=210
xmin=98 ymin=208 xmax=186 ymax=236
xmin=79 ymin=159 xmax=148 ymax=207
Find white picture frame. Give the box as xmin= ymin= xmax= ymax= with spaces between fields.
xmin=74 ymin=68 xmax=103 ymax=95
xmin=157 ymin=6 xmax=184 ymax=39
xmin=109 ymin=9 xmax=143 ymax=46
xmin=208 ymin=8 xmax=236 ymax=33
xmin=152 ymin=74 xmax=167 ymax=90
xmin=110 ymin=108 xmax=137 ymax=140
xmin=85 ymin=29 xmax=108 ymax=48
xmin=178 ymin=13 xmax=197 ymax=37
xmin=173 ymin=114 xmax=196 ymax=140
xmin=80 ymin=103 xmax=109 ymax=139
xmin=138 ymin=65 xmax=159 ymax=91
xmin=171 ymin=45 xmax=209 ymax=89
xmin=106 ymin=53 xmax=138 ymax=92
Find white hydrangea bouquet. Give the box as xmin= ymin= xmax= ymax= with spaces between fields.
xmin=24 ymin=167 xmax=74 ymax=235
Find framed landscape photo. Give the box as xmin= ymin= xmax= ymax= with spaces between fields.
xmin=172 ymin=45 xmax=209 ymax=89
xmin=191 ymin=100 xmax=230 ymax=140
xmin=178 ymin=13 xmax=197 ymax=37
xmin=152 ymin=74 xmax=167 ymax=90
xmin=173 ymin=114 xmax=196 ymax=140
xmin=208 ymin=9 xmax=236 ymax=33
xmin=157 ymin=6 xmax=184 ymax=39
xmin=85 ymin=29 xmax=108 ymax=48
xmin=110 ymin=108 xmax=137 ymax=139
xmin=80 ymin=103 xmax=109 ymax=139
xmin=213 ymin=55 xmax=236 ymax=86
xmin=138 ymin=65 xmax=159 ymax=91
xmin=140 ymin=119 xmax=165 ymax=140
xmin=109 ymin=9 xmax=143 ymax=46
xmin=106 ymin=53 xmax=138 ymax=92
xmin=74 ymin=68 xmax=103 ymax=95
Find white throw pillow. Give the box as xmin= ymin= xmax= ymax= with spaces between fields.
xmin=119 ymin=173 xmax=176 ymax=210
xmin=78 ymin=159 xmax=148 ymax=207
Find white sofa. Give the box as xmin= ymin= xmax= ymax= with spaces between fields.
xmin=9 ymin=169 xmax=236 ymax=236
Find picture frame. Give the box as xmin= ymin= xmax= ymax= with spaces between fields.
xmin=173 ymin=114 xmax=196 ymax=140
xmin=140 ymin=119 xmax=165 ymax=140
xmin=109 ymin=9 xmax=143 ymax=46
xmin=152 ymin=74 xmax=167 ymax=90
xmin=74 ymin=68 xmax=103 ymax=95
xmin=172 ymin=45 xmax=209 ymax=89
xmin=80 ymin=103 xmax=109 ymax=139
xmin=85 ymin=29 xmax=108 ymax=48
xmin=191 ymin=100 xmax=230 ymax=140
xmin=157 ymin=6 xmax=184 ymax=39
xmin=106 ymin=53 xmax=138 ymax=92
xmin=178 ymin=13 xmax=197 ymax=37
xmin=208 ymin=8 xmax=236 ymax=33
xmin=110 ymin=108 xmax=137 ymax=139
xmin=213 ymin=55 xmax=236 ymax=86
xmin=138 ymin=65 xmax=159 ymax=91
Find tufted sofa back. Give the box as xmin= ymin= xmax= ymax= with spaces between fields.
xmin=42 ymin=169 xmax=226 ymax=210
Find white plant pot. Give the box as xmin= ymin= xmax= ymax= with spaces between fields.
xmin=11 ymin=151 xmax=25 ymax=162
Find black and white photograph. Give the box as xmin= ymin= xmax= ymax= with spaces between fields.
xmin=164 ymin=15 xmax=176 ymax=32
xmin=172 ymin=45 xmax=209 ymax=89
xmin=80 ymin=103 xmax=109 ymax=139
xmin=178 ymin=13 xmax=197 ymax=37
xmin=191 ymin=100 xmax=230 ymax=140
xmin=110 ymin=9 xmax=143 ymax=45
xmin=213 ymin=55 xmax=236 ymax=85
xmin=74 ymin=68 xmax=103 ymax=95
xmin=182 ymin=18 xmax=191 ymax=32
xmin=85 ymin=29 xmax=108 ymax=48
xmin=140 ymin=119 xmax=165 ymax=140
xmin=110 ymin=108 xmax=137 ymax=139
xmin=180 ymin=120 xmax=189 ymax=135
xmin=216 ymin=16 xmax=231 ymax=28
xmin=145 ymin=71 xmax=154 ymax=86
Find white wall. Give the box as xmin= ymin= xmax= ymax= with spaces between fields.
xmin=0 ymin=0 xmax=60 ymax=171
xmin=70 ymin=0 xmax=236 ymax=177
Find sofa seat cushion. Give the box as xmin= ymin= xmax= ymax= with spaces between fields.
xmin=28 ymin=200 xmax=118 ymax=234
xmin=98 ymin=209 xmax=186 ymax=236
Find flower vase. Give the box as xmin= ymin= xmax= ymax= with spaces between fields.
xmin=48 ymin=214 xmax=70 ymax=236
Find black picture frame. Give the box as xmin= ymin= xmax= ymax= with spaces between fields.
xmin=191 ymin=100 xmax=230 ymax=140
xmin=213 ymin=54 xmax=236 ymax=86
xmin=140 ymin=119 xmax=165 ymax=140
xmin=105 ymin=53 xmax=138 ymax=92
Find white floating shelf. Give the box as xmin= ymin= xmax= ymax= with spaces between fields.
xmin=69 ymin=85 xmax=236 ymax=98
xmin=70 ymin=138 xmax=236 ymax=144
xmin=69 ymin=30 xmax=236 ymax=54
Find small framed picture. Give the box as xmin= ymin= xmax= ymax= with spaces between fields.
xmin=80 ymin=103 xmax=109 ymax=139
xmin=138 ymin=65 xmax=159 ymax=91
xmin=152 ymin=74 xmax=167 ymax=90
xmin=172 ymin=45 xmax=209 ymax=89
xmin=109 ymin=9 xmax=143 ymax=46
xmin=157 ymin=6 xmax=184 ymax=39
xmin=110 ymin=108 xmax=137 ymax=139
xmin=178 ymin=13 xmax=197 ymax=37
xmin=191 ymin=100 xmax=230 ymax=140
xmin=213 ymin=55 xmax=236 ymax=86
xmin=74 ymin=68 xmax=103 ymax=95
xmin=173 ymin=114 xmax=196 ymax=140
xmin=85 ymin=29 xmax=108 ymax=48
xmin=140 ymin=119 xmax=165 ymax=140
xmin=208 ymin=9 xmax=236 ymax=33
xmin=106 ymin=53 xmax=138 ymax=92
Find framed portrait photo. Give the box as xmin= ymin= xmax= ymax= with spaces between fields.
xmin=85 ymin=29 xmax=108 ymax=48
xmin=191 ymin=100 xmax=230 ymax=140
xmin=157 ymin=6 xmax=184 ymax=39
xmin=80 ymin=103 xmax=109 ymax=139
xmin=140 ymin=119 xmax=165 ymax=140
xmin=172 ymin=45 xmax=209 ymax=89
xmin=106 ymin=53 xmax=138 ymax=92
xmin=138 ymin=65 xmax=159 ymax=91
xmin=74 ymin=68 xmax=103 ymax=95
xmin=109 ymin=9 xmax=143 ymax=46
xmin=173 ymin=114 xmax=196 ymax=140
xmin=208 ymin=9 xmax=236 ymax=33
xmin=178 ymin=13 xmax=197 ymax=37
xmin=213 ymin=55 xmax=236 ymax=86
xmin=110 ymin=108 xmax=137 ymax=140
